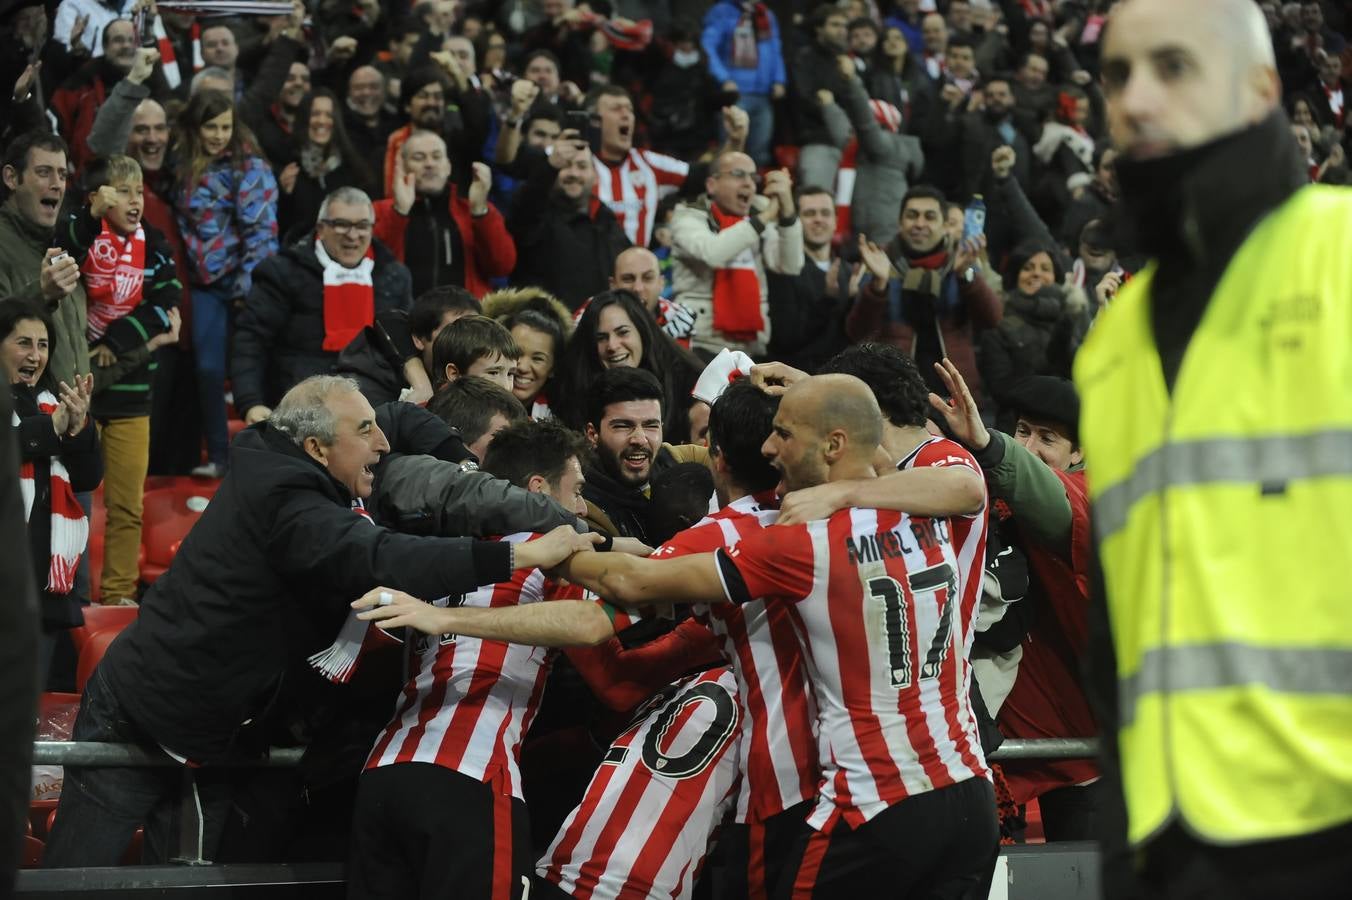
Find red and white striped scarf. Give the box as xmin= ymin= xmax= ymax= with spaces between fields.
xmin=308 ymin=500 xmax=402 ymax=683
xmin=13 ymin=390 xmax=88 ymax=594
xmin=316 ymin=239 xmax=376 ymax=352
xmin=84 ymin=221 xmax=146 ymax=341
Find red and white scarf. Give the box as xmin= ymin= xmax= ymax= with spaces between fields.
xmin=150 ymin=16 xmax=182 ymax=89
xmin=316 ymin=239 xmax=376 ymax=352
xmin=13 ymin=391 xmax=88 ymax=594
xmin=307 ymin=500 xmax=402 ymax=683
xmin=709 ymin=203 xmax=765 ymax=342
xmin=84 ymin=221 xmax=146 ymax=341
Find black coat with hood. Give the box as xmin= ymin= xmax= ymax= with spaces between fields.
xmin=977 ymin=282 xmax=1089 ymax=417
xmin=95 ymin=418 xmax=518 ymax=765
xmin=232 ymin=237 xmax=413 ymax=414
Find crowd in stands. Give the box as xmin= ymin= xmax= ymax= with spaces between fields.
xmin=3 ymin=0 xmax=1349 ymax=890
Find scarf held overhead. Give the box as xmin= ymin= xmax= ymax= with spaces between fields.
xmin=315 ymin=239 xmax=376 ymax=352
xmin=13 ymin=391 xmax=88 ymax=594
xmin=84 ymin=221 xmax=146 ymax=341
xmin=709 ymin=204 xmax=765 ymax=342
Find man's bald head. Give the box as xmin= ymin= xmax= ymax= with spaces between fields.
xmin=1102 ymin=0 xmax=1280 ymax=160
xmin=764 ymin=374 xmax=882 ymax=492
xmin=785 ymin=374 xmax=884 ymax=461
xmin=610 ymin=247 xmax=663 ymax=312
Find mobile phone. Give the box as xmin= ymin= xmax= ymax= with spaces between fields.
xmin=563 ymin=109 xmax=591 ymax=135
xmin=49 ymin=252 xmax=70 ymax=267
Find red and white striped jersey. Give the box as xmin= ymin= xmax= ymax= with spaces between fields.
xmin=897 ymin=436 xmax=988 ymax=661
xmin=537 ymin=667 xmax=742 ymax=900
xmin=593 ymin=148 xmax=689 ymax=247
xmin=364 ymin=532 xmax=587 ymax=799
xmin=717 ymin=507 xmax=989 ymax=832
xmin=654 ymin=492 xmax=820 ymax=824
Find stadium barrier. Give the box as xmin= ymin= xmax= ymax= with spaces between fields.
xmin=31 ymin=737 xmax=1099 ymax=767
xmin=19 ymin=739 xmax=1103 ymax=899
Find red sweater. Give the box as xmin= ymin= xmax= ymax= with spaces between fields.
xmin=372 ymin=188 xmax=516 ymax=298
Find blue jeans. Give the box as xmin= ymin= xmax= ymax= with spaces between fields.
xmin=43 ymin=668 xmax=230 ymax=866
xmin=728 ymin=93 xmax=774 ymax=167
xmin=191 ymin=286 xmax=231 ymax=466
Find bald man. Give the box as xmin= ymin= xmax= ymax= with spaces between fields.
xmin=554 ymin=373 xmax=998 ymax=897
xmin=609 ymin=246 xmax=697 ymax=346
xmin=1075 ymin=1 xmax=1352 ymax=896
xmin=670 ymin=151 xmax=804 ymax=356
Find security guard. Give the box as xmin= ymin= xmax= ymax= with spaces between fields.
xmin=1073 ymin=0 xmax=1352 ymax=897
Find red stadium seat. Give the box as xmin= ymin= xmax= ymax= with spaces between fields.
xmin=76 ymin=629 xmax=122 ymax=694
xmin=21 ymin=835 xmax=43 ymax=868
xmin=70 ymin=606 xmax=138 ymax=655
xmin=139 ymin=480 xmax=218 ymax=585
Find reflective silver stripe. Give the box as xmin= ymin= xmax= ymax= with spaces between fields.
xmin=1094 ymin=430 xmax=1352 ymax=542
xmin=1118 ymin=643 xmax=1352 ymax=727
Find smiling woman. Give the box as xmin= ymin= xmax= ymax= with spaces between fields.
xmin=551 ymin=290 xmax=704 ymax=442
xmin=277 ymin=88 xmax=376 ymax=238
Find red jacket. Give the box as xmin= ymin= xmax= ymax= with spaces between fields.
xmin=50 ymin=67 xmax=111 ymax=171
xmin=372 ymin=188 xmax=516 ymax=298
xmin=996 ymin=468 xmax=1100 ymax=804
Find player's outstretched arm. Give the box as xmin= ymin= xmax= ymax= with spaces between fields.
xmin=552 ymin=550 xmax=727 ymax=608
xmin=353 ymin=588 xmax=616 ymax=647
xmin=778 ymin=465 xmax=985 ymax=526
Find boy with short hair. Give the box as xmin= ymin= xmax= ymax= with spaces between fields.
xmin=430 ymin=314 xmax=519 ymax=392
xmin=59 ymin=154 xmax=181 ymax=606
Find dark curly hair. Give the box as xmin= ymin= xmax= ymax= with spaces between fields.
xmin=817 ymin=343 xmax=930 ymax=429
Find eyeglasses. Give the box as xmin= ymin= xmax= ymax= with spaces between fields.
xmin=321 ymin=219 xmax=374 ymax=235
xmin=715 ymin=168 xmax=760 ymax=184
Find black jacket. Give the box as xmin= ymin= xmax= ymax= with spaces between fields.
xmin=508 ymin=148 xmax=631 ymax=310
xmin=582 ymin=464 xmax=655 ymax=544
xmin=279 ymin=158 xmax=375 ymax=240
xmin=0 ymin=383 xmax=38 ymax=889
xmin=11 ymin=384 xmax=103 ymax=630
xmin=334 ymin=310 xmax=417 ymax=407
xmin=766 ymin=260 xmax=850 ymax=373
xmin=977 ymin=284 xmax=1088 ymax=419
xmin=96 ymin=420 xmax=516 ymax=764
xmin=790 ymin=40 xmax=853 ymax=147
xmin=232 ymin=238 xmax=413 ymax=413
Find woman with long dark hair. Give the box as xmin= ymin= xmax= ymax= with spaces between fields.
xmin=552 ymin=290 xmax=703 ymax=443
xmin=868 ymin=26 xmax=935 ymax=132
xmin=277 ymin=88 xmax=375 ymax=238
xmin=2 ymin=298 xmax=101 ymax=680
xmin=172 ymin=90 xmax=278 ymax=477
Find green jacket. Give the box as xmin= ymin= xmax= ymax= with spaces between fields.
xmin=972 ymin=429 xmax=1082 ymax=559
xmin=0 ymin=201 xmax=90 ymax=387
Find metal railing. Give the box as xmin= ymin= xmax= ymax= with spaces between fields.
xmin=32 ymin=737 xmax=1098 ymax=767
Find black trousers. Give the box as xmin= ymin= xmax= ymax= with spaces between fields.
xmin=1038 ymin=779 xmax=1109 ymax=842
xmin=1130 ymin=820 xmax=1352 ymax=900
xmin=348 ymin=762 xmax=532 ymax=900
xmin=774 ymin=778 xmax=999 ymax=900
xmin=720 ymin=800 xmax=816 ymax=900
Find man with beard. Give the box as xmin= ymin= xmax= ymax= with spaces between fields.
xmin=1074 ymin=0 xmax=1352 ymax=896
xmin=551 ymin=374 xmax=997 ymax=897
xmin=373 ymin=130 xmax=515 ymax=298
xmin=960 ymin=73 xmax=1035 ymax=199
xmin=845 ymin=185 xmax=1000 ymax=404
xmin=51 ymin=19 xmax=146 ymax=170
xmin=344 ymin=66 xmax=399 ymax=169
xmin=508 ymin=128 xmax=628 ymax=309
xmin=579 ymin=367 xmax=665 ymax=542
xmin=766 ymin=186 xmax=851 ymax=372
xmin=381 ymin=61 xmax=491 ymax=198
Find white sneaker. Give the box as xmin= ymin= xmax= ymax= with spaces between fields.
xmin=190 ymin=462 xmax=226 ymax=479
